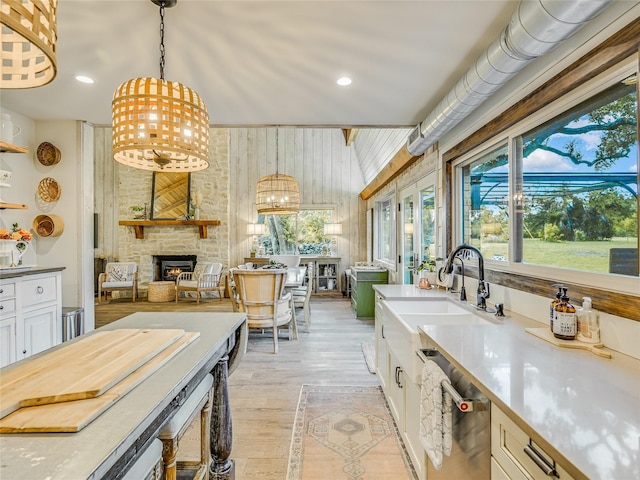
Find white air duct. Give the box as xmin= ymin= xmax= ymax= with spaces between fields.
xmin=407 ymin=0 xmax=613 ymax=155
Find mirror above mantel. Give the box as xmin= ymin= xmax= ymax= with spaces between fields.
xmin=151 ymin=172 xmax=191 ymax=220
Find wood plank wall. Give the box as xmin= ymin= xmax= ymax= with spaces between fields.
xmin=228 ymin=127 xmax=367 ymax=272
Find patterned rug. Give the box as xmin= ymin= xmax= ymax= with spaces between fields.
xmin=286 ymin=385 xmax=417 ymax=480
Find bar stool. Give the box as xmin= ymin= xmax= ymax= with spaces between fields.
xmin=159 ymin=374 xmax=214 ymax=480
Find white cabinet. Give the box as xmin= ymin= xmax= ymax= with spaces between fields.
xmin=376 ymin=295 xmax=427 ymax=480
xmin=0 ymin=270 xmax=63 ymax=367
xmin=387 ymin=349 xmax=406 ymax=430
xmin=0 ymin=280 xmax=18 ymax=367
xmin=374 ymin=294 xmax=388 ymax=391
xmin=491 ymin=405 xmax=575 ymax=480
xmin=23 ymin=305 xmax=60 ymax=357
xmin=0 ymin=315 xmax=17 ymax=367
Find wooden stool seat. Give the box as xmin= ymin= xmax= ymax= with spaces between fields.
xmin=159 ymin=374 xmax=214 ymax=480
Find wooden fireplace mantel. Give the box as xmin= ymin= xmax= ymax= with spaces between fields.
xmin=119 ymin=220 xmax=221 ymax=239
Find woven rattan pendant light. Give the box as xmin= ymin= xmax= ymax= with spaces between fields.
xmin=0 ymin=0 xmax=57 ymax=89
xmin=111 ymin=0 xmax=209 ymax=172
xmin=256 ymin=128 xmax=300 ymax=215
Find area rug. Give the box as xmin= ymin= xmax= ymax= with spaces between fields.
xmin=286 ymin=385 xmax=417 ymax=480
xmin=360 ymin=342 xmax=377 ymax=374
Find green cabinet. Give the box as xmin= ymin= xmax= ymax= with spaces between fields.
xmin=350 ymin=268 xmax=388 ymax=318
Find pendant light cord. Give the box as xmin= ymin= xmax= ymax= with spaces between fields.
xmin=275 ymin=127 xmax=279 ymax=175
xmin=159 ymin=1 xmax=166 ymax=80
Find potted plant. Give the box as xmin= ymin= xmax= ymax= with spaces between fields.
xmin=249 ymin=247 xmax=257 ymax=258
xmin=414 ymin=252 xmax=440 ymax=288
xmin=130 ymin=205 xmax=145 ymax=219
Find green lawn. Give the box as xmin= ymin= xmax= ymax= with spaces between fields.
xmin=481 ymin=237 xmax=637 ymax=273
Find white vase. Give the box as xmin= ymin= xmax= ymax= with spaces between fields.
xmin=0 ymin=239 xmax=29 ymax=267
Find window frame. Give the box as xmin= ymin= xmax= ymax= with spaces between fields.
xmin=450 ymin=56 xmax=638 ymax=296
xmin=257 ymin=207 xmax=335 ymax=255
xmin=374 ymin=193 xmax=396 ymax=268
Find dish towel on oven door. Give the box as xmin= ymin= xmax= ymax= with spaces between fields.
xmin=419 ymin=359 xmax=452 ymax=469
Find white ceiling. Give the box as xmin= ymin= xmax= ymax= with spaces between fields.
xmin=1 ymin=0 xmax=518 ymax=128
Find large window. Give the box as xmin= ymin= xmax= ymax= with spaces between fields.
xmin=461 ymin=144 xmax=509 ymax=261
xmin=456 ymin=64 xmax=638 ymax=279
xmin=376 ymin=196 xmax=394 ymax=264
xmin=257 ymin=210 xmax=333 ymax=255
xmin=518 ymin=80 xmax=637 ymax=274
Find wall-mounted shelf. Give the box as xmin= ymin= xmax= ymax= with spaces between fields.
xmin=0 ymin=141 xmax=28 ymax=154
xmin=0 ymin=202 xmax=28 ymax=210
xmin=119 ymin=219 xmax=221 ymax=239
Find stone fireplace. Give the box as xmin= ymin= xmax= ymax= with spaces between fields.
xmin=153 ymin=255 xmax=198 ymax=282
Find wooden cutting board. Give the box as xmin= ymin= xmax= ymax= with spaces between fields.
xmin=0 ymin=328 xmax=185 ymax=419
xmin=0 ymin=331 xmax=199 ymax=433
xmin=525 ymin=327 xmax=612 ymax=359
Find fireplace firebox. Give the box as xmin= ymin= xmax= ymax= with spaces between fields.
xmin=153 ymin=255 xmax=198 ymax=282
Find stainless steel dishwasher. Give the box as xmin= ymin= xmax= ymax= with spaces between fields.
xmin=417 ymin=348 xmax=491 ymax=479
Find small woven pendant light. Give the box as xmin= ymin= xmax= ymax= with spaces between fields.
xmin=111 ymin=0 xmax=209 ymax=172
xmin=0 ymin=0 xmax=58 ymax=89
xmin=256 ymin=128 xmax=300 ymax=215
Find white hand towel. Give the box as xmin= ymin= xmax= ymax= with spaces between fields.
xmin=419 ymin=359 xmax=453 ymax=469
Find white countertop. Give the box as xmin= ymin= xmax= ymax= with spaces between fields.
xmin=374 ymin=284 xmax=640 ymax=480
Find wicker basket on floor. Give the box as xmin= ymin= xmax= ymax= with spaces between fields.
xmin=148 ymin=281 xmax=175 ymax=303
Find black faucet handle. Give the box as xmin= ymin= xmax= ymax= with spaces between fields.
xmin=495 ymin=303 xmax=505 ymax=317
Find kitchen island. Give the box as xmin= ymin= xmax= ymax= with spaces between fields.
xmin=374 ymin=284 xmax=640 ymax=480
xmin=0 ymin=311 xmax=247 ymax=479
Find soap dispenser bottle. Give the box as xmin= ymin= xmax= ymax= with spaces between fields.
xmin=550 ymin=284 xmax=563 ymax=332
xmin=553 ymin=288 xmax=577 ymax=340
xmin=577 ymin=297 xmax=600 ymax=344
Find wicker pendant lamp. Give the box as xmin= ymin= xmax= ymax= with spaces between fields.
xmin=256 ymin=128 xmax=300 ymax=215
xmin=0 ymin=0 xmax=57 ymax=89
xmin=111 ymin=0 xmax=209 ymax=172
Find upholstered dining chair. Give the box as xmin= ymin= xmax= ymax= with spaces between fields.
xmin=291 ymin=262 xmax=314 ymax=331
xmin=97 ymin=262 xmax=138 ymax=304
xmin=233 ymin=269 xmax=297 ymax=353
xmin=175 ymin=262 xmax=224 ymax=304
xmin=226 ymin=267 xmax=241 ymax=312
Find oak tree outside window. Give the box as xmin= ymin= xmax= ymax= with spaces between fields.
xmin=458 ymin=67 xmax=638 ymax=278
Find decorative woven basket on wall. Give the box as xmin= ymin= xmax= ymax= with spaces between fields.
xmin=37 ymin=177 xmax=61 ymax=202
xmin=36 ymin=142 xmax=61 ymax=166
xmin=33 ymin=214 xmax=64 ymax=237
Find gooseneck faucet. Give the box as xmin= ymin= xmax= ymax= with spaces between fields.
xmin=442 ymin=243 xmax=491 ymax=310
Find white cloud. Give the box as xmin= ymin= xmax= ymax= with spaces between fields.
xmin=524 ymin=150 xmax=577 ymax=172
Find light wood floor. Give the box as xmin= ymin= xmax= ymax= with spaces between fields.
xmin=95 ymin=294 xmax=380 ymax=479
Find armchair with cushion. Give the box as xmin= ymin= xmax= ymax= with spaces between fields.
xmin=98 ymin=262 xmax=138 ymax=304
xmin=175 ymin=262 xmax=224 ymax=304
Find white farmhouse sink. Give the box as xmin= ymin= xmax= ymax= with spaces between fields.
xmin=383 ymin=299 xmax=471 ymax=315
xmin=382 ymin=298 xmax=498 ymax=383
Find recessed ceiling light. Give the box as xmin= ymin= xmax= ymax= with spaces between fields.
xmin=337 ymin=77 xmax=352 ymax=86
xmin=75 ymin=75 xmax=95 ymax=84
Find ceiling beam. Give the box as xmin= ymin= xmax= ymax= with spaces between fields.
xmin=342 ymin=128 xmax=359 ymax=146
xmin=360 ymin=144 xmax=436 ymax=200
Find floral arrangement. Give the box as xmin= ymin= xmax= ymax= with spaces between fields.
xmin=0 ymin=223 xmax=32 ymax=243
